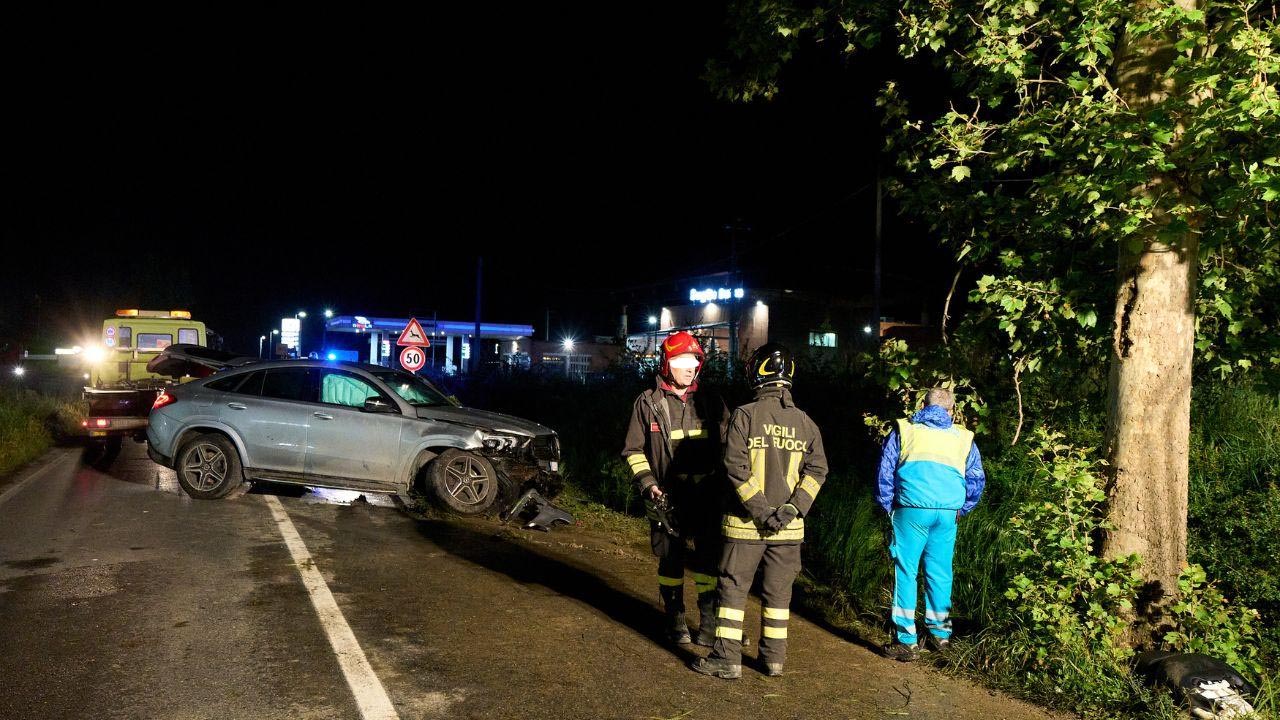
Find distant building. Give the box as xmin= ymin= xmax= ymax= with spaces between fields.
xmin=528 ymin=339 xmax=622 ymax=377
xmin=624 ymin=280 xmax=936 ymax=366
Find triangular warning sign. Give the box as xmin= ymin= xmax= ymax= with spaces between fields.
xmin=397 ymin=317 xmax=431 ymax=347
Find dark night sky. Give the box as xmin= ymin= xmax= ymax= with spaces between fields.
xmin=3 ymin=7 xmax=949 ymax=354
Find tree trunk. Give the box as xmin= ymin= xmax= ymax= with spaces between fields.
xmin=1102 ymin=233 xmax=1196 ymax=604
xmin=1102 ymin=0 xmax=1200 ymax=634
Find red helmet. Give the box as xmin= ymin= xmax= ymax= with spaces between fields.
xmin=660 ymin=331 xmax=705 ymax=378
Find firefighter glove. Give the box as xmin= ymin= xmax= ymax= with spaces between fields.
xmin=764 ymin=503 xmax=799 ymax=532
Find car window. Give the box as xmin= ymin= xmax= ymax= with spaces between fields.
xmin=371 ymin=370 xmax=456 ymax=407
xmin=235 ymin=370 xmax=265 ymax=396
xmin=261 ymin=368 xmax=317 ymax=402
xmin=206 ymin=370 xmax=264 ymax=395
xmin=319 ymin=370 xmax=388 ymax=409
xmin=206 ymin=374 xmax=244 ymax=392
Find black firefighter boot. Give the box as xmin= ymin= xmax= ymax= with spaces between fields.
xmin=661 ymin=586 xmax=691 ymax=645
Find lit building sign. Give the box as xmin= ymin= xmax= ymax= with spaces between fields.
xmin=352 ymin=316 xmax=371 ymax=332
xmin=690 ymin=288 xmax=745 ymax=303
xmin=281 ymin=317 xmax=300 ymax=349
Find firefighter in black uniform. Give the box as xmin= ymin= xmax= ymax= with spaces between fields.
xmin=692 ymin=343 xmax=827 ymax=679
xmin=621 ymin=331 xmax=731 ymax=645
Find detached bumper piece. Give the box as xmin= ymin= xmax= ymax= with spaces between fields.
xmin=501 ymin=488 xmax=574 ymax=532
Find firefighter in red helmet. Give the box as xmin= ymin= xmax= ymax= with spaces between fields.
xmin=621 ymin=331 xmax=730 ymax=645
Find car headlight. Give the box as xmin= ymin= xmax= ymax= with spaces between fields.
xmin=480 ymin=433 xmax=522 ymax=452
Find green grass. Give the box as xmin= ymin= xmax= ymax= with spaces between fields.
xmin=0 ymin=388 xmax=83 ymax=476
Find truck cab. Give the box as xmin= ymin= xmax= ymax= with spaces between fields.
xmin=82 ymin=310 xmax=209 ymax=446
xmin=87 ymin=309 xmax=208 ymax=388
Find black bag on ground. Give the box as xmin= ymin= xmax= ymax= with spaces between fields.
xmin=1135 ymin=651 xmax=1257 ymax=719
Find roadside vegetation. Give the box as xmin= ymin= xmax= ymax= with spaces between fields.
xmin=0 ymin=387 xmax=83 ymax=477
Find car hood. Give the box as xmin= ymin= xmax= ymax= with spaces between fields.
xmin=414 ymin=406 xmax=552 ymax=437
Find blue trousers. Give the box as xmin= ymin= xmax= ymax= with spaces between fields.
xmin=890 ymin=507 xmax=956 ymax=644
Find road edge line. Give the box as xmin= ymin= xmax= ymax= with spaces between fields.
xmin=263 ymin=494 xmax=400 ymax=720
xmin=0 ymin=448 xmax=74 ymax=509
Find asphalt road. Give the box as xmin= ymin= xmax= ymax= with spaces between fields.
xmin=0 ymin=442 xmax=1062 ymax=720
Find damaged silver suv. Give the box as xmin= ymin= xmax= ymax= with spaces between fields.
xmin=145 ymin=354 xmax=562 ymax=515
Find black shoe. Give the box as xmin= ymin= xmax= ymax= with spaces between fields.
xmin=691 ymin=657 xmax=741 ymax=679
xmin=763 ymin=662 xmax=784 ymax=677
xmin=884 ymin=642 xmax=920 ymax=662
xmin=926 ymin=635 xmax=951 ymax=652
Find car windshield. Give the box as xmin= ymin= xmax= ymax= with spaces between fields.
xmin=372 ymin=371 xmax=457 ymax=407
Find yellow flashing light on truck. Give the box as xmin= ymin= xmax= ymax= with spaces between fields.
xmin=84 ymin=310 xmax=207 ymax=388
xmin=114 ymin=309 xmax=192 ymax=319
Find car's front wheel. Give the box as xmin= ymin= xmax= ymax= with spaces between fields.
xmin=175 ymin=433 xmax=245 ymax=499
xmin=426 ymin=449 xmax=498 ymax=515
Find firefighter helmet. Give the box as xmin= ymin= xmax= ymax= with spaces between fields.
xmin=747 ymin=343 xmax=794 ymax=389
xmin=660 ymin=331 xmax=705 ymax=378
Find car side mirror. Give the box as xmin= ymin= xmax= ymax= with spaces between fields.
xmin=361 ymin=397 xmax=396 ymax=413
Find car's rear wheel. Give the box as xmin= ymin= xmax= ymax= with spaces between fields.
xmin=175 ymin=433 xmax=245 ymax=499
xmin=427 ymin=449 xmax=498 ymax=515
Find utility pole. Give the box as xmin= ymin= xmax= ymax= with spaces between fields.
xmin=873 ymin=168 xmax=883 ymax=344
xmin=724 ymin=220 xmax=751 ymax=379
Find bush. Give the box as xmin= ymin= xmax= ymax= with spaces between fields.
xmin=1164 ymin=565 xmax=1265 ymax=681
xmin=987 ymin=430 xmax=1143 ymax=713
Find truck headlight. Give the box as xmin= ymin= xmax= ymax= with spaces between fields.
xmin=84 ymin=346 xmax=107 ymax=364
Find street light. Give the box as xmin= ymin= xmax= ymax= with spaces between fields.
xmin=269 ymin=329 xmax=279 ymax=359
xmin=322 ymin=309 xmax=334 ymax=355
xmin=259 ymin=335 xmax=267 ymax=359
xmin=12 ymin=366 xmax=25 ymax=378
xmin=562 ymin=338 xmax=575 ymax=352
xmin=295 ymin=311 xmax=308 ymax=355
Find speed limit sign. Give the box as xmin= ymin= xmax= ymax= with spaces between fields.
xmin=400 ymin=345 xmax=426 ymax=373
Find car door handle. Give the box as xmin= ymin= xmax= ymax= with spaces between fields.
xmin=312 ymin=412 xmax=334 ymax=420
xmin=226 ymin=402 xmax=247 ymax=410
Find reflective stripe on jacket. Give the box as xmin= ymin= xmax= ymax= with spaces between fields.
xmin=893 ymin=417 xmax=973 ymax=511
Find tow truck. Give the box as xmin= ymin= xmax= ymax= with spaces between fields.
xmin=80 ymin=309 xmax=227 ymax=449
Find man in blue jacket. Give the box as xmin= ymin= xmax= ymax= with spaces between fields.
xmin=876 ymin=387 xmax=985 ymax=661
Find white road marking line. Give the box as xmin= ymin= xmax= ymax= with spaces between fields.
xmin=0 ymin=449 xmax=73 ymax=509
xmin=263 ymin=494 xmax=400 ymax=720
